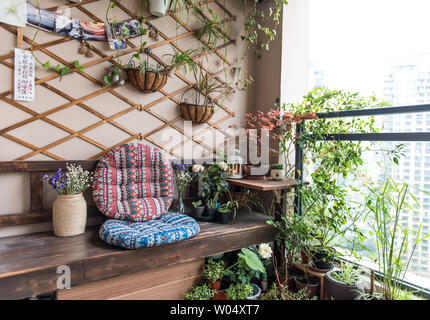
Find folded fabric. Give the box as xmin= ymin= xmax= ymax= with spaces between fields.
xmin=99 ymin=212 xmax=200 ymax=249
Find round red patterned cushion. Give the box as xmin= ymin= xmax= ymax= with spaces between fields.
xmin=92 ymin=143 xmax=174 ymax=222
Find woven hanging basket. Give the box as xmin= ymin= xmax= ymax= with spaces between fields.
xmin=127 ymin=68 xmax=168 ymax=93
xmin=180 ymin=103 xmax=214 ymax=123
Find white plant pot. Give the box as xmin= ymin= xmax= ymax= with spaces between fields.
xmin=150 ymin=0 xmax=169 ymax=17
xmin=52 ymin=193 xmax=87 ymax=237
xmin=270 ymin=169 xmax=285 ymax=180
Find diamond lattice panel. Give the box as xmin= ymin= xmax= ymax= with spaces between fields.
xmin=0 ymin=0 xmax=248 ymax=161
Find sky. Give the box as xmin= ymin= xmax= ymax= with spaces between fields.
xmin=309 ymin=0 xmax=430 ymax=96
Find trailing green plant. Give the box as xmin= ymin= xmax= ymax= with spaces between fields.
xmin=259 ymin=283 xmax=317 ymax=300
xmin=363 ymin=178 xmax=430 ymax=300
xmin=191 ymin=68 xmax=233 ymax=106
xmin=225 ymin=283 xmax=253 ymax=300
xmin=241 ymin=0 xmax=288 ymax=56
xmin=184 ymin=284 xmax=216 ymax=300
xmin=164 ymin=48 xmax=198 ymax=75
xmin=203 ymin=259 xmax=226 ymax=283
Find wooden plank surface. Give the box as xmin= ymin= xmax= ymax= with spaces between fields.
xmin=227 ymin=178 xmax=301 ymax=191
xmin=0 ymin=210 xmax=275 ymax=300
xmin=57 ymin=259 xmax=204 ymax=300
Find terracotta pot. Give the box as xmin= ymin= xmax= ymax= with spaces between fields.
xmin=180 ymin=103 xmax=214 ymax=123
xmin=213 ymin=290 xmax=227 ymax=300
xmin=127 ymin=69 xmax=168 ymax=93
xmin=295 ymin=275 xmax=320 ymax=299
xmin=52 ymin=193 xmax=87 ymax=237
xmin=210 ymin=280 xmax=221 ymax=291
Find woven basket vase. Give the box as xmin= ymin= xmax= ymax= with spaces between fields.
xmin=180 ymin=103 xmax=214 ymax=123
xmin=52 ymin=193 xmax=87 ymax=237
xmin=127 ymin=69 xmax=168 ymax=93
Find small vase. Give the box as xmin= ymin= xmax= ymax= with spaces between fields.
xmin=177 ymin=191 xmax=186 ymax=214
xmin=52 ymin=193 xmax=87 ymax=237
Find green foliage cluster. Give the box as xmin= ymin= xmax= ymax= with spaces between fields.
xmin=225 ymin=283 xmax=253 ymax=300
xmin=203 ymin=259 xmax=225 ymax=283
xmin=259 ymin=283 xmax=317 ymax=300
xmin=201 ymin=163 xmax=229 ymax=202
xmin=184 ymin=284 xmax=216 ymax=300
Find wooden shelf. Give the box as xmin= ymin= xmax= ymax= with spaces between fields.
xmin=227 ymin=178 xmax=302 ymax=191
xmin=0 ymin=209 xmax=275 ymax=300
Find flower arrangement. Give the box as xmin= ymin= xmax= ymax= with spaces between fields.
xmin=172 ymin=163 xmax=193 ymax=213
xmin=42 ymin=164 xmax=92 ymax=195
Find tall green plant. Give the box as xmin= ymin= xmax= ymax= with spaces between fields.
xmin=364 ymin=178 xmax=430 ymax=300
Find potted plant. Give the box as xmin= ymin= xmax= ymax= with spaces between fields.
xmin=180 ymin=69 xmax=232 ymax=123
xmin=191 ymin=200 xmax=205 ymax=217
xmin=42 ymin=164 xmax=92 ymax=237
xmin=127 ymin=51 xmax=169 ymax=93
xmin=217 ymin=200 xmax=239 ymax=224
xmin=204 ymin=198 xmax=218 ymax=217
xmin=203 ymin=259 xmax=226 ymax=290
xmin=184 ymin=284 xmax=216 ymax=300
xmin=324 ymin=261 xmax=365 ymax=300
xmin=225 ymin=283 xmax=253 ymax=300
xmin=294 ymin=272 xmax=320 ymax=299
xmin=259 ymin=283 xmax=318 ymax=300
xmin=270 ymin=164 xmax=284 ymax=180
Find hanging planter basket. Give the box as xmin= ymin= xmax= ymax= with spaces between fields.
xmin=179 ymin=86 xmax=215 ymax=123
xmin=127 ymin=68 xmax=168 ymax=93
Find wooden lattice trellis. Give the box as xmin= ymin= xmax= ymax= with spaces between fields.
xmin=0 ymin=0 xmax=243 ymax=161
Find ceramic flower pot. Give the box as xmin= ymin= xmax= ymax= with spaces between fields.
xmin=149 ymin=0 xmax=169 ymax=16
xmin=191 ymin=206 xmax=205 ymax=217
xmin=270 ymin=169 xmax=285 ymax=180
xmin=52 ymin=193 xmax=87 ymax=237
xmin=324 ymin=270 xmax=365 ymax=300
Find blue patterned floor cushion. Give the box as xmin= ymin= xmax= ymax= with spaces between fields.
xmin=99 ymin=212 xmax=200 ymax=249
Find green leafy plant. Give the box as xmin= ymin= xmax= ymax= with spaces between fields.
xmin=203 ymin=259 xmax=226 ymax=283
xmin=331 ymin=261 xmax=362 ymax=285
xmin=164 ymin=48 xmax=198 ymax=75
xmin=201 ymin=162 xmax=230 ymax=202
xmin=225 ymin=247 xmax=266 ymax=285
xmin=225 ymin=283 xmax=253 ymax=300
xmin=241 ymin=0 xmax=288 ymax=55
xmin=272 ymin=164 xmax=283 ymax=170
xmin=364 ymin=178 xmax=430 ymax=300
xmin=192 ymin=200 xmax=203 ymax=208
xmin=218 ymin=200 xmax=239 ymax=213
xmin=205 ymin=197 xmax=218 ymax=210
xmin=184 ymin=284 xmax=216 ymax=300
xmin=259 ymin=283 xmax=317 ymax=300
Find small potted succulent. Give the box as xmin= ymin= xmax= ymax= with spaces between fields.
xmin=184 ymin=284 xmax=216 ymax=300
xmin=270 ymin=164 xmax=285 ymax=180
xmin=324 ymin=261 xmax=365 ymax=300
xmin=203 ymin=259 xmax=226 ymax=290
xmin=217 ymin=200 xmax=239 ymax=224
xmin=191 ymin=200 xmax=205 ymax=217
xmin=205 ymin=198 xmax=218 ymax=217
xmin=42 ymin=164 xmax=92 ymax=237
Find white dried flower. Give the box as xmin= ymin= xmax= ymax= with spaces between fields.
xmin=217 ymin=161 xmax=228 ymax=171
xmin=258 ymin=243 xmax=272 ymax=259
xmin=192 ymin=164 xmax=205 ymax=173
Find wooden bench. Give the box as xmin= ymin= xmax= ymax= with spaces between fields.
xmin=0 ymin=161 xmax=276 ymax=300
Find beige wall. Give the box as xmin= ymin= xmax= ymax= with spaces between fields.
xmin=0 ymin=0 xmax=264 ymax=236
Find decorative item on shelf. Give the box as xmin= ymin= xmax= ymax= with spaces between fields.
xmin=172 ymin=163 xmax=193 ymax=214
xmin=41 ymin=164 xmax=92 ymax=237
xmin=227 ymin=149 xmax=245 ymax=179
xmin=149 ymin=0 xmax=169 ymax=17
xmin=127 ymin=48 xmax=170 ymax=93
xmin=270 ymin=163 xmax=285 ymax=180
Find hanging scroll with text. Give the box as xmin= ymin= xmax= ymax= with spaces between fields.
xmin=14 ymin=48 xmax=35 ymax=102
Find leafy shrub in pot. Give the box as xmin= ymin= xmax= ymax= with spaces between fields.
xmin=191 ymin=200 xmax=205 ymax=217
xmin=324 ymin=262 xmax=365 ymax=300
xmin=226 ymin=283 xmax=253 ymax=300
xmin=184 ymin=284 xmax=216 ymax=300
xmin=294 ymin=274 xmax=320 ymax=299
xmin=203 ymin=259 xmax=226 ymax=290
